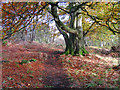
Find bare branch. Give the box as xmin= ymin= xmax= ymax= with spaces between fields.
xmin=83 ymin=21 xmax=95 ymax=37
xmin=81 ymin=7 xmax=120 ymax=35
xmin=50 ymin=3 xmax=78 ymax=35
xmin=57 ymin=5 xmax=70 ymax=14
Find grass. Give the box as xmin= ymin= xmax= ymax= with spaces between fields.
xmin=86 ymin=83 xmax=97 ymax=88
xmin=20 ymin=60 xmax=30 ymax=65
xmin=29 ymin=75 xmax=34 ymax=78
xmin=44 ymin=85 xmax=54 ymax=88
xmin=27 ymin=70 xmax=34 ymax=74
xmin=2 ymin=41 xmax=8 ymax=46
xmin=29 ymin=59 xmax=37 ymax=62
xmin=2 ymin=80 xmax=7 ymax=84
xmin=15 ymin=62 xmax=19 ymax=67
xmin=7 ymin=77 xmax=14 ymax=80
xmin=21 ymin=75 xmax=27 ymax=79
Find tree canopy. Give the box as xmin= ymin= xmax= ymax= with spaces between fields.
xmin=1 ymin=2 xmax=120 ymax=55
xmin=1 ymin=2 xmax=119 ymax=41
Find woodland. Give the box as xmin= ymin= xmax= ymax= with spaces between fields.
xmin=1 ymin=1 xmax=120 ymax=88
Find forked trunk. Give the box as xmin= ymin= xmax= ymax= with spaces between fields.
xmin=51 ymin=3 xmax=88 ymax=56
xmin=64 ymin=8 xmax=88 ymax=56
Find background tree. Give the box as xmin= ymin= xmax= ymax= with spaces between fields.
xmin=1 ymin=2 xmax=48 ymax=40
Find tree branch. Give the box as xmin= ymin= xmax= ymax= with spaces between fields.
xmin=83 ymin=21 xmax=95 ymax=37
xmin=56 ymin=23 xmax=68 ymax=38
xmin=113 ymin=24 xmax=119 ymax=31
xmin=2 ymin=3 xmax=48 ymax=41
xmin=106 ymin=21 xmax=120 ymax=34
xmin=74 ymin=2 xmax=88 ymax=13
xmin=57 ymin=5 xmax=70 ymax=14
xmin=81 ymin=7 xmax=120 ymax=35
xmin=36 ymin=3 xmax=48 ymax=14
xmin=12 ymin=3 xmax=28 ymax=19
xmin=2 ymin=15 xmax=34 ymax=41
xmin=50 ymin=3 xmax=78 ymax=35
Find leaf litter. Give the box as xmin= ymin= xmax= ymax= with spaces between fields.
xmin=2 ymin=41 xmax=120 ymax=88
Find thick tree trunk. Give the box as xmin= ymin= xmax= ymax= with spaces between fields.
xmin=51 ymin=3 xmax=88 ymax=56
xmin=63 ymin=7 xmax=87 ymax=56
xmin=64 ymin=34 xmax=87 ymax=56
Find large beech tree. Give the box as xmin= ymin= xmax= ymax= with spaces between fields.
xmin=1 ymin=2 xmax=119 ymax=55
xmin=48 ymin=2 xmax=119 ymax=55
xmin=49 ymin=2 xmax=88 ymax=55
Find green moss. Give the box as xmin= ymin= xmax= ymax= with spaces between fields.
xmin=64 ymin=49 xmax=70 ymax=55
xmin=71 ymin=49 xmax=74 ymax=56
xmin=2 ymin=41 xmax=7 ymax=46
xmin=29 ymin=59 xmax=37 ymax=62
xmin=79 ymin=47 xmax=89 ymax=56
xmin=20 ymin=60 xmax=30 ymax=65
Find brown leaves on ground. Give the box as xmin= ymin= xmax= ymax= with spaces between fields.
xmin=1 ymin=41 xmax=120 ymax=88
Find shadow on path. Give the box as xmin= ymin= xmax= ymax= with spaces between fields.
xmin=40 ymin=49 xmax=71 ymax=88
xmin=19 ymin=42 xmax=72 ymax=88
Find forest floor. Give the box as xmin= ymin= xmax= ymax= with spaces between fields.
xmin=1 ymin=41 xmax=120 ymax=88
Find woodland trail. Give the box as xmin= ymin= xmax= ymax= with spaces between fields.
xmin=41 ymin=50 xmax=71 ymax=88
xmin=32 ymin=43 xmax=72 ymax=88
xmin=2 ymin=42 xmax=72 ymax=88
xmin=2 ymin=41 xmax=120 ymax=88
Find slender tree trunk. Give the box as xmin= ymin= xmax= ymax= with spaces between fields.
xmin=118 ymin=34 xmax=120 ymax=46
xmin=20 ymin=30 xmax=25 ymax=41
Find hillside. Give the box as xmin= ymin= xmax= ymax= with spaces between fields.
xmin=1 ymin=41 xmax=120 ymax=88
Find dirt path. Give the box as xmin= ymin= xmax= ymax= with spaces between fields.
xmin=2 ymin=42 xmax=73 ymax=88
xmin=2 ymin=42 xmax=119 ymax=88
xmin=24 ymin=42 xmax=72 ymax=88
xmin=38 ymin=49 xmax=71 ymax=88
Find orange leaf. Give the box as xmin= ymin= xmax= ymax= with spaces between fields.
xmin=41 ymin=2 xmax=46 ymax=6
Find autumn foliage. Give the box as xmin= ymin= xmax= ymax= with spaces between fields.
xmin=2 ymin=41 xmax=120 ymax=88
xmin=1 ymin=2 xmax=47 ymax=40
xmin=1 ymin=2 xmax=120 ymax=88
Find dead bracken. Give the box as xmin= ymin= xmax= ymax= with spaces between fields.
xmin=2 ymin=41 xmax=120 ymax=88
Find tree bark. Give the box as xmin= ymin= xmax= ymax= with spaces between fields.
xmin=51 ymin=3 xmax=88 ymax=56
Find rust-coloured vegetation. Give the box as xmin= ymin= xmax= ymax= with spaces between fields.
xmin=2 ymin=41 xmax=120 ymax=88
